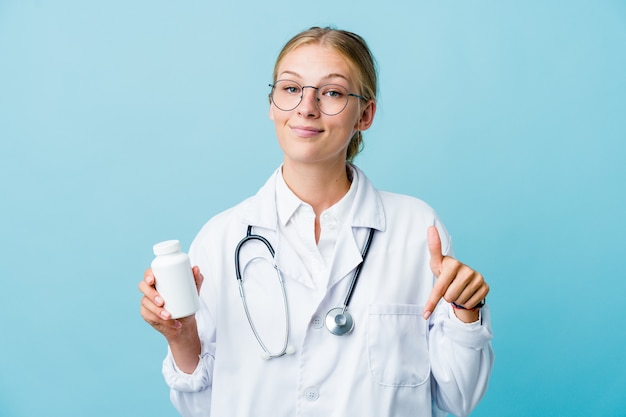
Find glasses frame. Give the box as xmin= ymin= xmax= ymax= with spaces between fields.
xmin=269 ymin=79 xmax=366 ymax=116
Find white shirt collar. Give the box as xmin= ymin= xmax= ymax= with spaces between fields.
xmin=241 ymin=164 xmax=386 ymax=233
xmin=275 ymin=165 xmax=358 ymax=228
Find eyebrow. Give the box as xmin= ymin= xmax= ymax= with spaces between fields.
xmin=278 ymin=70 xmax=350 ymax=83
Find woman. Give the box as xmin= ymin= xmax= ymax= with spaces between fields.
xmin=139 ymin=26 xmax=494 ymax=417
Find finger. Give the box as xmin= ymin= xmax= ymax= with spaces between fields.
xmin=427 ymin=226 xmax=443 ymax=276
xmin=140 ymin=301 xmax=164 ymax=324
xmin=140 ymin=303 xmax=181 ymax=335
xmin=143 ymin=268 xmax=155 ymax=286
xmin=456 ymin=281 xmax=490 ymax=310
xmin=422 ymin=259 xmax=458 ymax=319
xmin=442 ymin=264 xmax=476 ymax=304
xmin=138 ymin=278 xmax=165 ymax=307
xmin=448 ymin=270 xmax=483 ymax=307
xmin=141 ymin=293 xmax=171 ymax=320
xmin=192 ymin=266 xmax=204 ymax=293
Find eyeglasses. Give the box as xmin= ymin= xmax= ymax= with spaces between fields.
xmin=269 ymin=79 xmax=365 ymax=116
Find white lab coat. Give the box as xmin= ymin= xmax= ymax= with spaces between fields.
xmin=162 ymin=165 xmax=494 ymax=417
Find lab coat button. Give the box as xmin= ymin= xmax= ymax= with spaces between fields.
xmin=311 ymin=316 xmax=324 ymax=329
xmin=304 ymin=387 xmax=319 ymax=401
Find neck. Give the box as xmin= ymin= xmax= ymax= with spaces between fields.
xmin=282 ymin=160 xmax=351 ymax=216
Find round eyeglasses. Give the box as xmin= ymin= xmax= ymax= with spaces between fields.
xmin=269 ymin=79 xmax=366 ymax=116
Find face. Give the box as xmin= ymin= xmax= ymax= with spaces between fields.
xmin=269 ymin=44 xmax=375 ymax=167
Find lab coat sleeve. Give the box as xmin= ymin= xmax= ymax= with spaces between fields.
xmin=426 ymin=222 xmax=494 ymax=417
xmin=429 ymin=302 xmax=494 ymax=417
xmin=162 ymin=206 xmax=246 ymax=416
xmin=161 ymin=294 xmax=215 ymax=416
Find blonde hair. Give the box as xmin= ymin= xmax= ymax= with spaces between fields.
xmin=272 ymin=27 xmax=378 ymax=162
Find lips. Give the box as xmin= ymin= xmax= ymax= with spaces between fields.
xmin=290 ymin=125 xmax=324 ymax=138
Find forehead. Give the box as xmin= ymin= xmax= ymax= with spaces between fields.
xmin=276 ymin=44 xmax=357 ymax=84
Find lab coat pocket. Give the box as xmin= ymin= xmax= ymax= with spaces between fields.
xmin=367 ymin=304 xmax=430 ymax=387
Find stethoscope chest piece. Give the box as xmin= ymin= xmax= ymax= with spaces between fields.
xmin=325 ymin=307 xmax=354 ymax=335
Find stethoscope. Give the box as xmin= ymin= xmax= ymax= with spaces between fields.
xmin=235 ymin=225 xmax=375 ymax=360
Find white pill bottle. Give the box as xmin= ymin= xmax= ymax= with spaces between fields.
xmin=151 ymin=240 xmax=199 ymax=319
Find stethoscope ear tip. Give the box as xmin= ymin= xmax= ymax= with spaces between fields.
xmin=261 ymin=352 xmax=271 ymax=361
xmin=286 ymin=345 xmax=296 ymax=355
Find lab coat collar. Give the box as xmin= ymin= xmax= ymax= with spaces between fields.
xmin=240 ymin=165 xmax=386 ymax=291
xmin=346 ymin=164 xmax=386 ymax=232
xmin=239 ymin=169 xmax=281 ymax=232
xmin=240 ymin=164 xmax=386 ymax=233
xmin=326 ymin=165 xmax=387 ymax=288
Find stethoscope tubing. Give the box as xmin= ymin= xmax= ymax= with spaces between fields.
xmin=340 ymin=227 xmax=375 ymax=311
xmin=235 ymin=226 xmax=291 ymax=359
xmin=234 ymin=225 xmax=376 ymax=357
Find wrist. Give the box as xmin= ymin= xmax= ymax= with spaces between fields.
xmin=451 ymin=305 xmax=480 ymax=323
xmin=168 ymin=320 xmax=201 ymax=374
xmin=451 ymin=299 xmax=485 ymax=310
xmin=451 ymin=300 xmax=484 ymax=324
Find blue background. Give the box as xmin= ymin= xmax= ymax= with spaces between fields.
xmin=1 ymin=1 xmax=625 ymax=416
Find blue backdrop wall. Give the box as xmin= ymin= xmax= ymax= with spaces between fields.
xmin=1 ymin=1 xmax=625 ymax=416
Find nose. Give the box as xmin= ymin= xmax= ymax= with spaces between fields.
xmin=297 ymin=86 xmax=319 ymax=116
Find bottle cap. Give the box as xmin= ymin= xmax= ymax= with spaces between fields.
xmin=153 ymin=240 xmax=181 ymax=256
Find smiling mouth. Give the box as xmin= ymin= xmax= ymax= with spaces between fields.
xmin=290 ymin=126 xmax=323 ymax=138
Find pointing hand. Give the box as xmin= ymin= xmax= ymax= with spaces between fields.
xmin=422 ymin=226 xmax=489 ymax=322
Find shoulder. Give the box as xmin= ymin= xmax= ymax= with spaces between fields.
xmin=193 ymin=167 xmax=281 ymax=242
xmin=352 ymin=165 xmax=439 ymax=230
xmin=376 ymin=190 xmax=443 ymax=231
xmin=354 ymin=166 xmax=452 ymax=250
xmin=377 ymin=189 xmax=453 ymax=254
xmin=353 ymin=165 xmax=439 ymax=220
xmin=377 ymin=190 xmax=437 ymax=216
xmin=187 ymin=195 xmax=261 ymax=267
xmin=353 ymin=164 xmax=435 ymax=216
xmin=192 ymin=197 xmax=251 ymax=244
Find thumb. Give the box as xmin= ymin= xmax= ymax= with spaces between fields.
xmin=192 ymin=266 xmax=204 ymax=294
xmin=427 ymin=226 xmax=443 ymax=276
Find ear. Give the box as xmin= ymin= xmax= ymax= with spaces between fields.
xmin=269 ymin=100 xmax=275 ymax=121
xmin=355 ymin=100 xmax=376 ymax=131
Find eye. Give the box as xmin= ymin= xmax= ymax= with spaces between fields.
xmin=320 ymin=85 xmax=347 ymax=99
xmin=277 ymin=80 xmax=301 ymax=95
